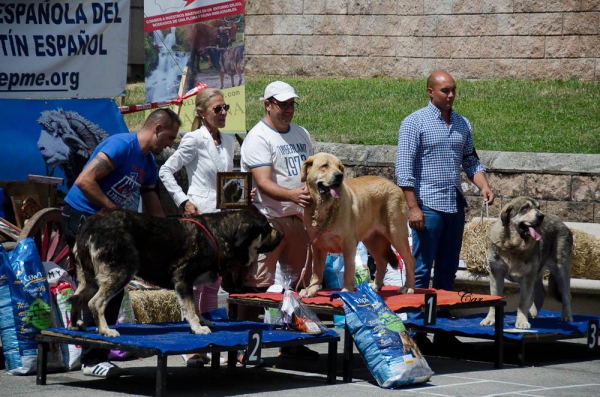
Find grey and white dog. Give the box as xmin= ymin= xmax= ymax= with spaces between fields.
xmin=480 ymin=196 xmax=573 ymax=329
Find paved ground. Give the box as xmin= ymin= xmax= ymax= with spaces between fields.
xmin=1 ymin=327 xmax=600 ymax=397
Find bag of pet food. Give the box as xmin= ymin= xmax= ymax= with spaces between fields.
xmin=0 ymin=239 xmax=63 ymax=374
xmin=335 ymin=282 xmax=433 ymax=388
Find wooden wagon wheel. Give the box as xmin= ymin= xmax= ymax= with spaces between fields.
xmin=17 ymin=207 xmax=71 ymax=270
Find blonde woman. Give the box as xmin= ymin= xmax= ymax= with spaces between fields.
xmin=159 ymin=88 xmax=233 ymax=367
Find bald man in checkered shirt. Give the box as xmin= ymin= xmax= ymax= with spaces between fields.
xmin=396 ymin=70 xmax=495 ymax=294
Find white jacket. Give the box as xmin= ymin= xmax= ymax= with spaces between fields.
xmin=159 ymin=126 xmax=234 ymax=214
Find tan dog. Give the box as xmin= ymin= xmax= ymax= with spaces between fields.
xmin=480 ymin=197 xmax=573 ymax=329
xmin=299 ymin=152 xmax=415 ymax=298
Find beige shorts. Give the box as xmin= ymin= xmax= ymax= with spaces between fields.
xmin=243 ymin=215 xmax=312 ymax=289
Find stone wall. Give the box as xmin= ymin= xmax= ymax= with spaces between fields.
xmin=157 ymin=142 xmax=600 ymax=224
xmin=244 ymin=0 xmax=600 ymax=80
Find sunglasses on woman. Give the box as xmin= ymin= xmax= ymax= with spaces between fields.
xmin=212 ymin=104 xmax=230 ymax=114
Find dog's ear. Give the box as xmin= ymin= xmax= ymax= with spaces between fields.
xmin=234 ymin=221 xmax=251 ymax=247
xmin=336 ymin=158 xmax=345 ymax=174
xmin=300 ymin=156 xmax=314 ymax=183
xmin=500 ymin=204 xmax=512 ymax=227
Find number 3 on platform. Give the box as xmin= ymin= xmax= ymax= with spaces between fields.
xmin=588 ymin=319 xmax=599 ymax=350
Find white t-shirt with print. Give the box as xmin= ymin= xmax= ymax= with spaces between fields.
xmin=241 ymin=120 xmax=313 ymax=218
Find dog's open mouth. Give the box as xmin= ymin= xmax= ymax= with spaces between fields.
xmin=317 ymin=181 xmax=341 ymax=199
xmin=519 ymin=222 xmax=542 ymax=241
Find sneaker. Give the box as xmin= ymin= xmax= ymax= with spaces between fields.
xmin=206 ymin=352 xmax=227 ymax=365
xmin=82 ymin=361 xmax=129 ymax=378
xmin=278 ymin=345 xmax=319 ymax=360
xmin=181 ymin=354 xmax=206 ymax=367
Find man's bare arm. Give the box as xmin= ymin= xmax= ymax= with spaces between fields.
xmin=251 ymin=165 xmax=311 ymax=207
xmin=74 ymin=153 xmax=118 ymax=209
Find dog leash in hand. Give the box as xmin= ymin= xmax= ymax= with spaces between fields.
xmin=480 ymin=199 xmax=490 ymax=224
xmin=182 ymin=218 xmax=218 ymax=252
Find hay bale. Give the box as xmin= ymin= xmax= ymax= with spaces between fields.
xmin=461 ymin=219 xmax=600 ymax=281
xmin=571 ymin=229 xmax=600 ymax=280
xmin=461 ymin=218 xmax=493 ymax=275
xmin=128 ymin=289 xmax=181 ymax=324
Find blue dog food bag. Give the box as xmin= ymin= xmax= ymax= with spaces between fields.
xmin=1 ymin=238 xmax=63 ymax=374
xmin=335 ymin=282 xmax=433 ymax=388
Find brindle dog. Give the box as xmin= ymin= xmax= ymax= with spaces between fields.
xmin=70 ymin=206 xmax=282 ymax=337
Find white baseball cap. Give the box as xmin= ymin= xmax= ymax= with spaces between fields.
xmin=263 ymin=81 xmax=299 ymax=101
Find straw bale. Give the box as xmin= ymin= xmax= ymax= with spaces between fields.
xmin=461 ymin=218 xmax=493 ymax=275
xmin=461 ymin=219 xmax=600 ymax=280
xmin=571 ymin=229 xmax=600 ymax=280
xmin=129 ymin=289 xmax=181 ymax=324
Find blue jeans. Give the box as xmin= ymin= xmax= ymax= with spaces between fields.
xmin=411 ymin=201 xmax=465 ymax=291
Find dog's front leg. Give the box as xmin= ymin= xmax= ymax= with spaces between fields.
xmin=480 ymin=264 xmax=505 ymax=327
xmin=515 ymin=275 xmax=537 ymax=329
xmin=300 ymin=245 xmax=327 ymax=298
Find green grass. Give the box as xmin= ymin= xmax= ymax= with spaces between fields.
xmin=118 ymin=82 xmax=146 ymax=132
xmin=122 ymin=77 xmax=600 ymax=154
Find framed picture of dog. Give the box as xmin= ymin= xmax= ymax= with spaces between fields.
xmin=216 ymin=172 xmax=252 ymax=209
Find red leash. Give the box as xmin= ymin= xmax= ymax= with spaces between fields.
xmin=182 ymin=218 xmax=218 ymax=251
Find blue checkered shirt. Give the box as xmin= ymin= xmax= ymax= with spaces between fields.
xmin=395 ymin=101 xmax=485 ymax=213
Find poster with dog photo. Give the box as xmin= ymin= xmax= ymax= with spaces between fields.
xmin=144 ymin=0 xmax=246 ymax=134
xmin=0 ymin=98 xmax=127 ymax=193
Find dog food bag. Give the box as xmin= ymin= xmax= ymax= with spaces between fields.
xmin=1 ymin=238 xmax=63 ymax=374
xmin=335 ymin=282 xmax=433 ymax=388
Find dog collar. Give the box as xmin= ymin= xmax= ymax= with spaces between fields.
xmin=182 ymin=218 xmax=218 ymax=252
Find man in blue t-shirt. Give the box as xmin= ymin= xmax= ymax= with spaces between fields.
xmin=61 ymin=108 xmax=180 ymax=378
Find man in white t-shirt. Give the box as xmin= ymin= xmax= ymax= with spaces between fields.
xmin=239 ymin=81 xmax=318 ymax=359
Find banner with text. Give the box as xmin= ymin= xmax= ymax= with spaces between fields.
xmin=0 ymin=0 xmax=130 ymax=99
xmin=144 ymin=0 xmax=245 ymax=133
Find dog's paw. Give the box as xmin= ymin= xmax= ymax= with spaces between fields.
xmin=515 ymin=319 xmax=531 ymax=329
xmin=192 ymin=325 xmax=212 ymax=335
xmin=398 ymin=286 xmax=415 ymax=295
xmin=299 ymin=286 xmax=319 ymax=298
xmin=100 ymin=328 xmax=120 ymax=338
xmin=70 ymin=321 xmax=87 ymax=332
xmin=561 ymin=314 xmax=573 ymax=322
xmin=480 ymin=317 xmax=495 ymax=327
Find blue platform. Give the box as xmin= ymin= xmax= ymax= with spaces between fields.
xmin=404 ymin=309 xmax=598 ymax=341
xmin=36 ymin=313 xmax=340 ymax=396
xmin=40 ymin=319 xmax=338 ymax=355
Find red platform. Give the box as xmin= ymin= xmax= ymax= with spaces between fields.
xmin=230 ymin=286 xmax=502 ymax=314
